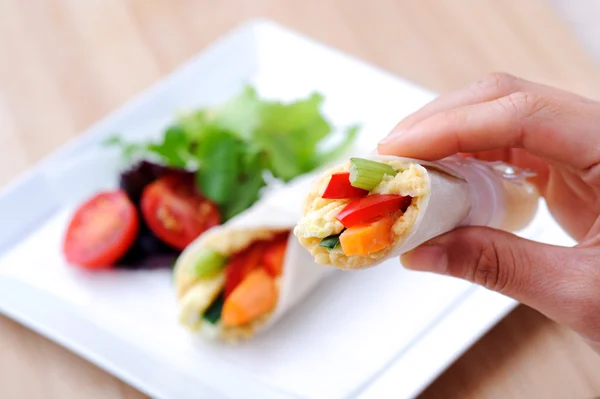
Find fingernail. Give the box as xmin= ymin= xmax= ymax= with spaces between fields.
xmin=400 ymin=245 xmax=448 ymax=274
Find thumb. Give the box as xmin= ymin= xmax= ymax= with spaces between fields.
xmin=400 ymin=227 xmax=600 ymax=344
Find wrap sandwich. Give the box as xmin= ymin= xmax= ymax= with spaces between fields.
xmin=294 ymin=154 xmax=539 ymax=269
xmin=173 ymin=174 xmax=332 ymax=341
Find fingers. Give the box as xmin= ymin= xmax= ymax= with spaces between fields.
xmin=400 ymin=227 xmax=600 ymax=345
xmin=469 ymin=148 xmax=549 ymax=194
xmin=543 ymin=170 xmax=599 ymax=240
xmin=392 ymin=72 xmax=592 ymax=133
xmin=378 ymin=91 xmax=600 ymax=170
xmin=508 ymin=149 xmax=549 ymax=194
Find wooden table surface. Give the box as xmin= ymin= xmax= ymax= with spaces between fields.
xmin=1 ymin=0 xmax=600 ymax=398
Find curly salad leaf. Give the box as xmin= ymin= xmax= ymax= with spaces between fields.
xmin=106 ymin=85 xmax=360 ymax=221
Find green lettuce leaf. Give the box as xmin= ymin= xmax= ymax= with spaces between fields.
xmin=194 ymin=130 xmax=243 ymax=204
xmin=107 ymin=85 xmax=360 ymax=222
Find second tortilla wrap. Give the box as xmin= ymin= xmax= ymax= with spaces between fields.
xmin=173 ymin=173 xmax=333 ymax=342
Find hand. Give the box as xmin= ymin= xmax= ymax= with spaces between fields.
xmin=378 ymin=73 xmax=600 ymax=352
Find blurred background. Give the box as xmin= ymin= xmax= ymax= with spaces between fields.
xmin=1 ymin=0 xmax=600 ymax=398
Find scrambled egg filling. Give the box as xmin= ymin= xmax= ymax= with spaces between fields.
xmin=295 ymin=161 xmax=427 ymax=239
xmin=294 ymin=159 xmax=429 ymax=269
xmin=372 ymin=163 xmax=428 ymax=198
xmin=293 ymin=200 xmax=347 ymax=238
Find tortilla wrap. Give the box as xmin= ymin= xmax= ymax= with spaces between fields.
xmin=174 ymin=173 xmax=333 ymax=342
xmin=294 ymin=154 xmax=539 ymax=269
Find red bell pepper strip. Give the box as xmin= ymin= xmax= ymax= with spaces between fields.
xmin=261 ymin=234 xmax=288 ymax=277
xmin=224 ymin=242 xmax=265 ymax=297
xmin=322 ymin=173 xmax=369 ymax=199
xmin=336 ymin=194 xmax=412 ymax=228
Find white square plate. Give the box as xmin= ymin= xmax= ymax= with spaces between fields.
xmin=0 ymin=19 xmax=576 ymax=399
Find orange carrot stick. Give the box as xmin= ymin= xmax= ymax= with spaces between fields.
xmin=221 ymin=268 xmax=277 ymax=327
xmin=339 ymin=215 xmax=394 ymax=256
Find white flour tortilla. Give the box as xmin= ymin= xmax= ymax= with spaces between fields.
xmin=174 ymin=173 xmax=333 ymax=342
xmin=295 ymin=154 xmax=536 ymax=269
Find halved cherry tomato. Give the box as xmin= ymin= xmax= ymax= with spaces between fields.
xmin=261 ymin=234 xmax=289 ymax=277
xmin=141 ymin=174 xmax=220 ymax=250
xmin=322 ymin=173 xmax=369 ymax=199
xmin=224 ymin=242 xmax=265 ymax=297
xmin=336 ymin=194 xmax=412 ymax=228
xmin=63 ymin=190 xmax=139 ymax=269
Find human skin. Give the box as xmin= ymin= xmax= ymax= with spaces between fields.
xmin=377 ymin=73 xmax=600 ymax=353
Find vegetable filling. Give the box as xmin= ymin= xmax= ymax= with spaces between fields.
xmin=195 ymin=232 xmax=289 ymax=328
xmin=317 ymin=158 xmax=413 ymax=256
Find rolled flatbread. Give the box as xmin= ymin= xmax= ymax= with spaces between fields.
xmin=294 ymin=154 xmax=539 ymax=269
xmin=173 ymin=174 xmax=332 ymax=342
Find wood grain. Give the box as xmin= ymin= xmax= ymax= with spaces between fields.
xmin=1 ymin=0 xmax=599 ymax=397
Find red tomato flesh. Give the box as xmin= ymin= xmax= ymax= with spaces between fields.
xmin=336 ymin=194 xmax=412 ymax=228
xmin=63 ymin=190 xmax=139 ymax=269
xmin=261 ymin=233 xmax=289 ymax=277
xmin=322 ymin=173 xmax=369 ymax=199
xmin=141 ymin=174 xmax=220 ymax=250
